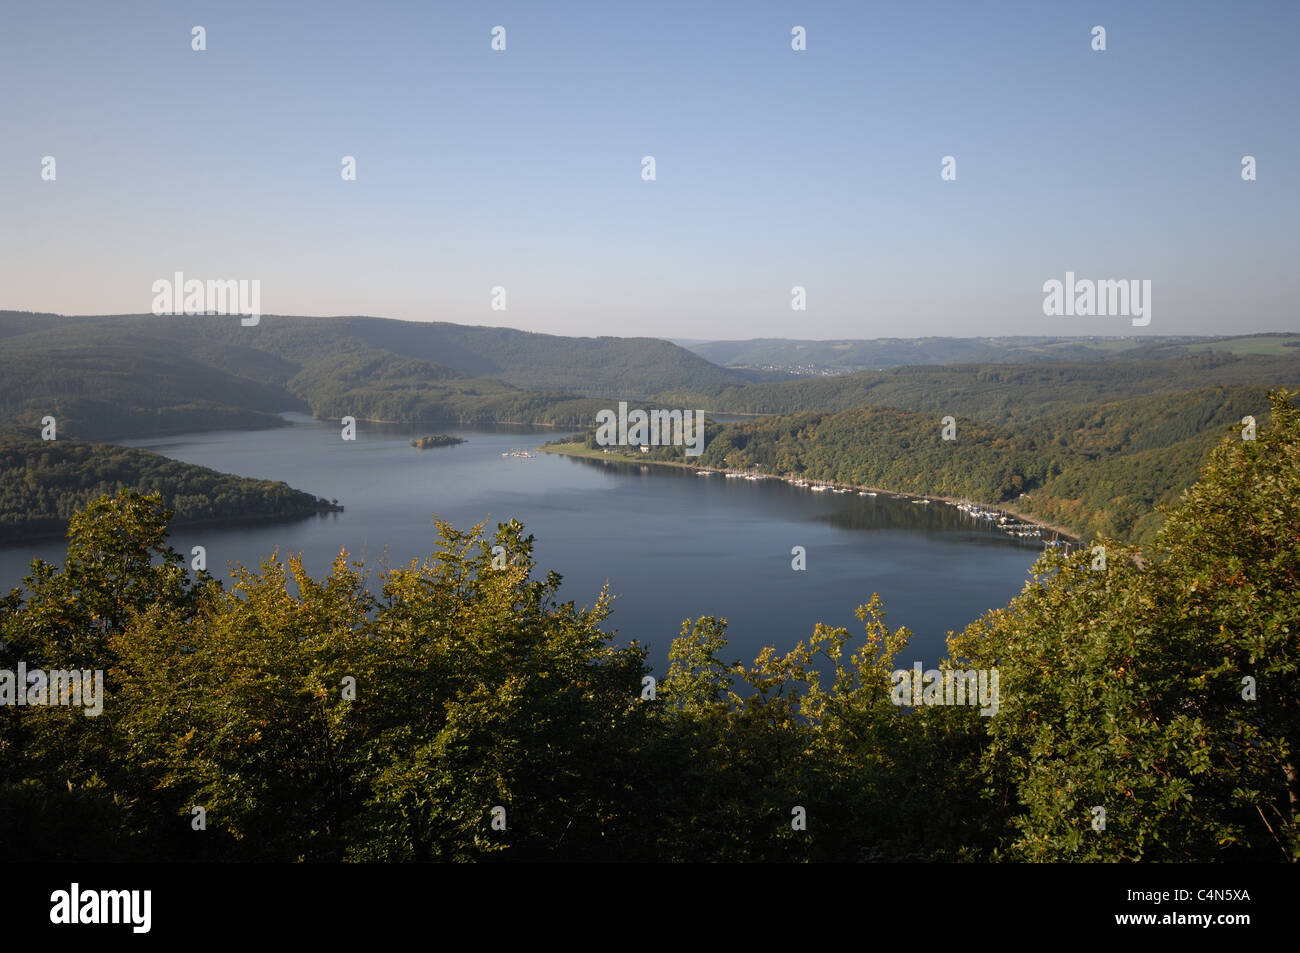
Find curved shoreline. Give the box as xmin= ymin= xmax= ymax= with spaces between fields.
xmin=538 ymin=442 xmax=1081 ymax=543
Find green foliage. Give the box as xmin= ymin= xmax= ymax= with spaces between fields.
xmin=665 ymin=353 xmax=1300 ymax=419
xmin=0 ymin=312 xmax=744 ymax=439
xmin=3 ymin=500 xmax=656 ymax=861
xmin=580 ymin=385 xmax=1288 ymax=545
xmin=950 ymin=389 xmax=1300 ymax=859
xmin=685 ymin=333 xmax=1300 ymax=376
xmin=655 ymin=601 xmax=994 ymax=861
xmin=0 ymin=431 xmax=338 ymax=542
xmin=0 ymin=491 xmax=217 ymax=859
xmin=691 ymin=407 xmax=1052 ymax=502
xmin=0 ymin=314 xmax=304 ymax=439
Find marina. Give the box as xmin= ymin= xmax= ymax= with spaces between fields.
xmin=665 ymin=464 xmax=1075 ymax=551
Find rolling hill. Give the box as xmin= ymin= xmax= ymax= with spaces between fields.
xmin=681 ymin=334 xmax=1300 ymax=376
xmin=0 ymin=311 xmax=748 ymax=439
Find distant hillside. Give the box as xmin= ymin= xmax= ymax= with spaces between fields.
xmin=0 ymin=316 xmax=308 ymax=439
xmin=0 ymin=431 xmax=339 ymax=543
xmin=325 ymin=317 xmax=751 ymax=395
xmin=166 ymin=313 xmax=746 ymax=395
xmin=0 ymin=311 xmax=745 ymax=439
xmin=555 ymin=383 xmax=1290 ymax=545
xmin=682 ymin=334 xmax=1300 ymax=376
xmin=662 ymin=353 xmax=1300 ymax=423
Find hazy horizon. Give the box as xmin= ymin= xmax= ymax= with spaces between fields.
xmin=2 ymin=307 xmax=1293 ymax=345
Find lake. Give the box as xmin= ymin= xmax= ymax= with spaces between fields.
xmin=0 ymin=414 xmax=1043 ymax=676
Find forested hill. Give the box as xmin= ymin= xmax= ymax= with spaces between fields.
xmin=682 ymin=333 xmax=1300 ymax=375
xmin=312 ymin=317 xmax=754 ymax=393
xmin=0 ymin=431 xmax=339 ymax=543
xmin=560 ymin=384 xmax=1287 ymax=545
xmin=0 ymin=311 xmax=746 ymax=440
xmin=660 ymin=352 xmax=1300 ymax=422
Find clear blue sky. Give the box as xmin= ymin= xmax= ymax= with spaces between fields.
xmin=1 ymin=0 xmax=1296 ymax=339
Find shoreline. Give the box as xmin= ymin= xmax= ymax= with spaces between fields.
xmin=0 ymin=505 xmax=344 ymax=550
xmin=316 ymin=414 xmax=573 ymax=429
xmin=539 ymin=443 xmax=1081 ymax=543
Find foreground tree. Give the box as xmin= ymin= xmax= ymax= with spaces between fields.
xmin=656 ymin=598 xmax=995 ymax=861
xmin=109 ymin=518 xmax=656 ymax=861
xmin=950 ymin=389 xmax=1299 ymax=860
xmin=0 ymin=491 xmax=215 ymax=859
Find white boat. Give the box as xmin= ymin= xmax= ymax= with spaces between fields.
xmin=810 ymin=484 xmax=828 ymax=492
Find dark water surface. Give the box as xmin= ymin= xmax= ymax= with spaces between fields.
xmin=0 ymin=415 xmax=1042 ymax=675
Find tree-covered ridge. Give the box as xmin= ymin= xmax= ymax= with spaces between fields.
xmin=0 ymin=432 xmax=339 ymax=542
xmin=3 ymin=311 xmax=1296 ymax=441
xmin=949 ymin=388 xmax=1300 ymax=860
xmin=0 ymin=312 xmax=748 ymax=440
xmin=664 ymin=352 xmax=1300 ymax=420
xmin=558 ymin=385 xmax=1286 ymax=544
xmin=1004 ymin=385 xmax=1269 ymax=540
xmin=1 ymin=391 xmax=1295 ymax=861
xmin=0 ymin=327 xmax=303 ymax=439
xmin=683 ymin=333 xmax=1300 ymax=375
xmin=693 ymin=407 xmax=1054 ymax=500
xmin=319 ymin=316 xmax=755 ymax=394
xmin=290 ymin=367 xmax=610 ymax=430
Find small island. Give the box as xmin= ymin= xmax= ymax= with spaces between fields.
xmin=410 ymin=434 xmax=466 ymax=449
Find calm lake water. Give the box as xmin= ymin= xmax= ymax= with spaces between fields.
xmin=0 ymin=414 xmax=1043 ymax=675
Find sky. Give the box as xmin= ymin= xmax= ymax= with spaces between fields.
xmin=1 ymin=0 xmax=1296 ymax=340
